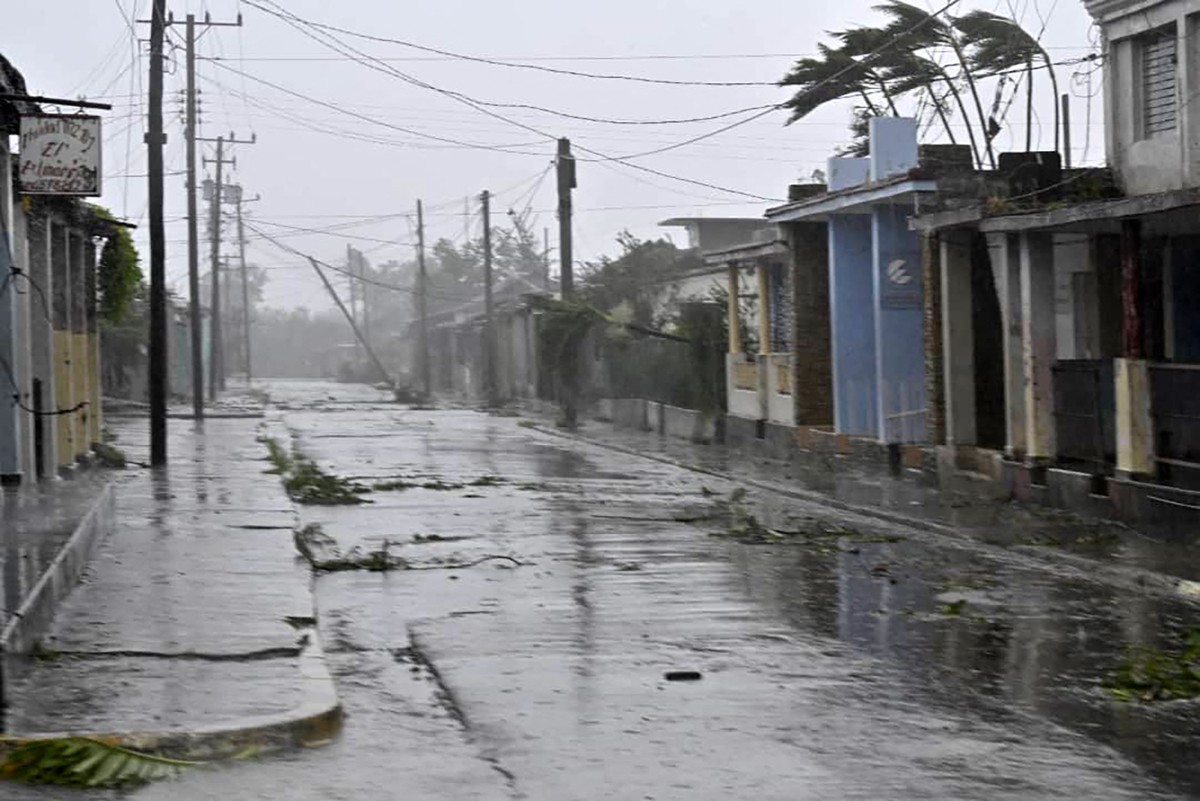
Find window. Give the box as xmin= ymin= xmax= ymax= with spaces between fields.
xmin=1141 ymin=25 xmax=1179 ymax=137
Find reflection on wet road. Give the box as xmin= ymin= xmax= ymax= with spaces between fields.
xmin=103 ymin=381 xmax=1200 ymax=798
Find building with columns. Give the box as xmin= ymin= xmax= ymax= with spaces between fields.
xmin=1 ymin=55 xmax=111 ymax=484
xmin=909 ymin=0 xmax=1200 ymax=520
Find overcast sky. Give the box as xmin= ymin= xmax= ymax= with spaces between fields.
xmin=6 ymin=0 xmax=1099 ymax=311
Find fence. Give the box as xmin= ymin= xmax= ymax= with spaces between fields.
xmin=1051 ymin=359 xmax=1115 ymax=473
xmin=1150 ymin=362 xmax=1200 ymax=490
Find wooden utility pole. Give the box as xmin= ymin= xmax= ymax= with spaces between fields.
xmin=184 ymin=14 xmax=203 ymax=419
xmin=481 ymin=190 xmax=498 ymax=408
xmin=556 ymin=137 xmax=577 ymax=427
xmin=416 ymin=199 xmax=430 ymax=398
xmin=206 ymin=136 xmax=226 ymax=401
xmin=237 ymin=193 xmax=252 ymax=382
xmin=199 ymin=131 xmax=253 ymax=398
xmin=147 ymin=0 xmax=168 ymax=464
xmin=175 ymin=11 xmax=240 ymax=417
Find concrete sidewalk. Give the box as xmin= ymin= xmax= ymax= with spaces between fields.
xmin=0 ymin=406 xmax=340 ymax=758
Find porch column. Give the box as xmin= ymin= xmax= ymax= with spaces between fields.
xmin=987 ymin=232 xmax=1026 ymax=458
xmin=940 ymin=229 xmax=976 ymax=445
xmin=85 ymin=240 xmax=101 ymax=446
xmin=53 ymin=222 xmax=75 ymax=468
xmin=756 ymin=260 xmax=772 ymax=357
xmin=791 ymin=221 xmax=832 ymax=426
xmin=922 ymin=231 xmax=945 ymax=445
xmin=70 ymin=231 xmax=88 ymax=458
xmin=1020 ymin=231 xmax=1056 ymax=460
xmin=727 ymin=265 xmax=741 ymax=354
xmin=1116 ymin=219 xmax=1154 ymax=476
xmin=29 ymin=214 xmax=58 ymax=476
xmin=0 ymin=141 xmax=20 ymax=481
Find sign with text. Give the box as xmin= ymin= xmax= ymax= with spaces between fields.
xmin=18 ymin=115 xmax=102 ymax=196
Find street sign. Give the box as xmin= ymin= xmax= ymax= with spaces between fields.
xmin=17 ymin=114 xmax=102 ymax=196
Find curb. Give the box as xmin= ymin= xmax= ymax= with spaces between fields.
xmin=530 ymin=422 xmax=1200 ymax=609
xmin=0 ymin=483 xmax=116 ymax=702
xmin=0 ymin=622 xmax=343 ymax=763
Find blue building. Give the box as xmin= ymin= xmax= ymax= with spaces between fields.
xmin=766 ymin=118 xmax=939 ymax=444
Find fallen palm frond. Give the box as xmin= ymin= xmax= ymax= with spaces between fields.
xmin=261 ymin=437 xmax=370 ymax=505
xmin=1105 ymin=631 xmax=1200 ymax=703
xmin=291 ymin=526 xmax=522 ymax=574
xmin=1 ymin=737 xmax=202 ymax=788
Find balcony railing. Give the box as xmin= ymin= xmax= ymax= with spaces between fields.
xmin=1051 ymin=360 xmax=1115 ymax=473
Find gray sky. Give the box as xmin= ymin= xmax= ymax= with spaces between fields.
xmin=7 ymin=0 xmax=1099 ymax=311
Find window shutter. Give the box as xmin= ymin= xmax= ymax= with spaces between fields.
xmin=1143 ymin=30 xmax=1178 ymax=136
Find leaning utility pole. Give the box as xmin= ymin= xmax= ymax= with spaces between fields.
xmin=147 ymin=0 xmax=168 ymax=464
xmin=416 ymin=199 xmax=430 ymax=399
xmin=199 ymin=131 xmax=253 ymax=398
xmin=307 ymin=257 xmax=392 ymax=387
xmin=175 ymin=11 xmax=241 ymax=418
xmin=236 ymin=193 xmax=252 ymax=383
xmin=481 ymin=189 xmax=498 ymax=408
xmin=346 ymin=244 xmax=361 ymax=364
xmin=556 ymin=137 xmax=577 ymax=427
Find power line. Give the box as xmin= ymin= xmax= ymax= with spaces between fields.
xmin=232 ymin=12 xmax=778 ymax=87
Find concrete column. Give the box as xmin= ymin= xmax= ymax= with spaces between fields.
xmin=790 ymin=221 xmax=832 ymax=426
xmin=1020 ymin=231 xmax=1057 ymax=461
xmin=70 ymin=232 xmax=88 ymax=458
xmin=727 ymin=265 xmax=741 ymax=354
xmin=1115 ymin=357 xmax=1154 ymax=476
xmin=756 ymin=260 xmax=772 ymax=356
xmin=52 ymin=222 xmax=75 ymax=468
xmin=0 ymin=141 xmax=20 ymax=482
xmin=85 ymin=240 xmax=101 ymax=446
xmin=987 ymin=233 xmax=1027 ymax=458
xmin=13 ymin=201 xmax=36 ymax=478
xmin=28 ymin=214 xmax=57 ymax=477
xmin=940 ymin=229 xmax=977 ymax=445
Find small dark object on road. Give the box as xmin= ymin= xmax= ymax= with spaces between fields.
xmin=664 ymin=670 xmax=703 ymax=681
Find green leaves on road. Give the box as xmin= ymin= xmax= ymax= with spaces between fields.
xmin=260 ymin=437 xmax=371 ymax=505
xmin=1 ymin=737 xmax=201 ymax=788
xmin=1105 ymin=631 xmax=1200 ymax=703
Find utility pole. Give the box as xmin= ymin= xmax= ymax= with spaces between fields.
xmin=556 ymin=137 xmax=577 ymax=427
xmin=236 ymin=192 xmax=253 ymax=383
xmin=147 ymin=0 xmax=168 ymax=465
xmin=346 ymin=244 xmax=360 ymax=364
xmin=205 ymin=136 xmax=226 ymax=401
xmin=416 ymin=199 xmax=430 ymax=399
xmin=307 ymin=257 xmax=392 ymax=387
xmin=481 ymin=190 xmax=498 ymax=408
xmin=183 ymin=14 xmax=203 ymax=420
xmin=175 ymin=11 xmax=241 ymax=418
xmin=199 ymin=131 xmax=253 ymax=399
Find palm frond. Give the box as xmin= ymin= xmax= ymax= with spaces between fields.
xmin=1 ymin=737 xmax=202 ymax=788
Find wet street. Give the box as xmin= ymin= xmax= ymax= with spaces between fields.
xmin=31 ymin=379 xmax=1200 ymax=800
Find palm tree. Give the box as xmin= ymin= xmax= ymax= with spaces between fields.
xmin=954 ymin=10 xmax=1060 ymax=153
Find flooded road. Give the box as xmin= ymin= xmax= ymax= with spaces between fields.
xmin=46 ymin=379 xmax=1199 ymax=799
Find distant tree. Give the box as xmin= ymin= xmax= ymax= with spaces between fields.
xmin=578 ymin=232 xmax=703 ymax=329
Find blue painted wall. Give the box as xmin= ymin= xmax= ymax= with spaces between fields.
xmin=872 ymin=205 xmax=926 ymax=442
xmin=829 ymin=215 xmax=878 ymax=437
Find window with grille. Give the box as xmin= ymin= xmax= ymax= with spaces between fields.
xmin=1141 ymin=26 xmax=1178 ymax=137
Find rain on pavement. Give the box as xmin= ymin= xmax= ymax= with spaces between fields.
xmin=30 ymin=379 xmax=1199 ymax=800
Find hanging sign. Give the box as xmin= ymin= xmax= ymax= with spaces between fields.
xmin=18 ymin=114 xmax=102 ymax=196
